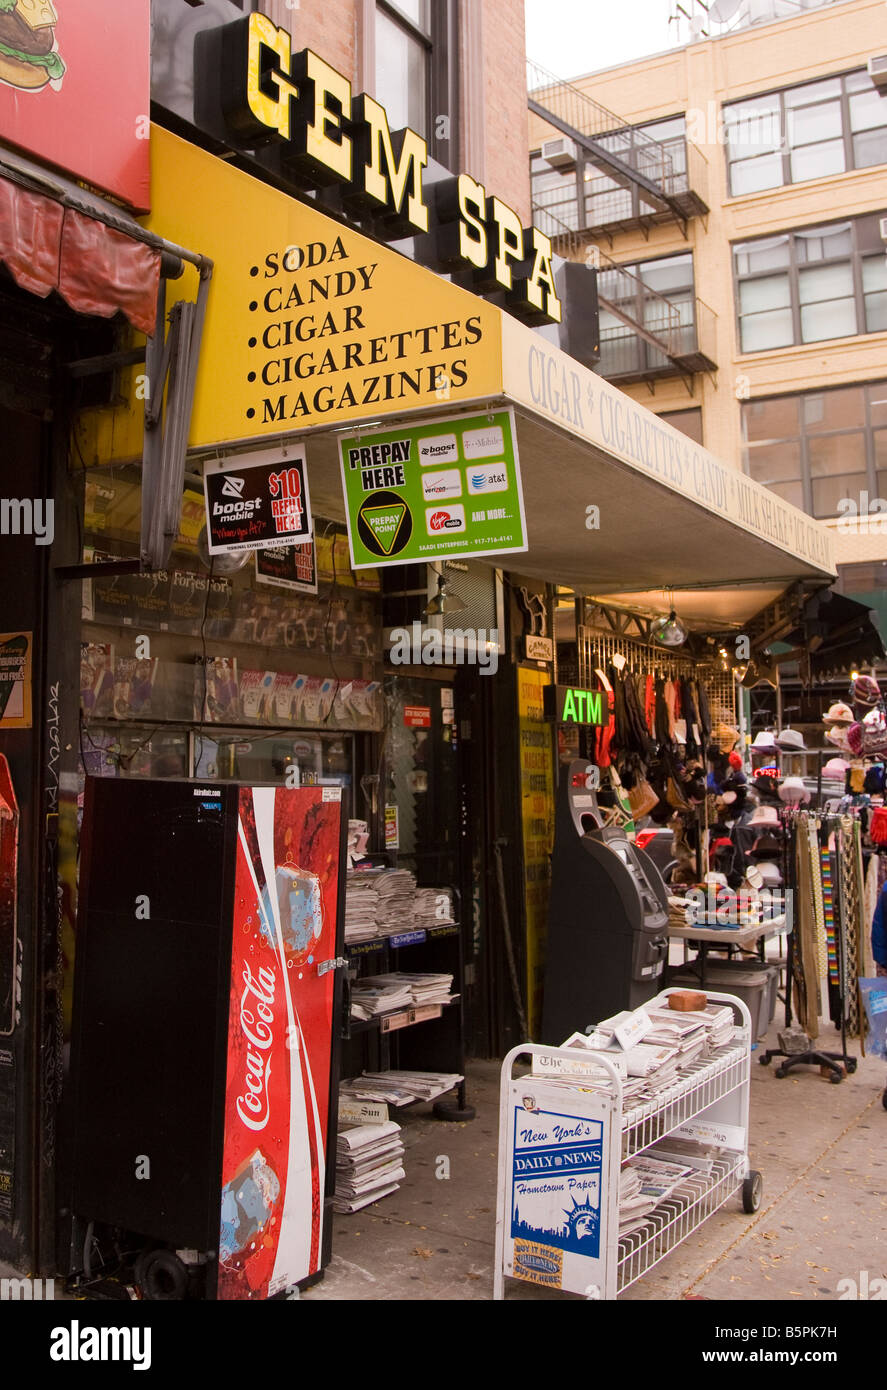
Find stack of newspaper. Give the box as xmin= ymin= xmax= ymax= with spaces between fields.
xmin=344 ymin=869 xmax=383 ymax=943
xmin=649 ymin=1134 xmax=725 ymax=1177
xmin=334 ymin=1121 xmax=405 ymax=1213
xmin=386 ymin=972 xmax=455 ymax=1006
xmin=339 ymin=1070 xmax=463 ymax=1107
xmin=642 ymin=1011 xmax=709 ymax=1069
xmin=619 ymin=1153 xmax=695 ymax=1234
xmin=414 ymin=887 xmax=455 ymax=927
xmin=374 ymin=869 xmax=417 ymax=935
xmin=350 ymin=976 xmax=414 ymax=1020
xmin=673 ymin=1003 xmax=735 ymax=1049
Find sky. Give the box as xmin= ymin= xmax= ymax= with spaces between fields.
xmin=524 ymin=0 xmax=681 ymax=80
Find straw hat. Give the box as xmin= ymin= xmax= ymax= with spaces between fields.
xmin=823 ymin=702 xmax=854 ymax=726
xmin=713 ymin=721 xmax=740 ymax=752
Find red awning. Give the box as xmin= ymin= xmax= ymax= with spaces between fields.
xmin=0 ymin=177 xmax=159 ymax=335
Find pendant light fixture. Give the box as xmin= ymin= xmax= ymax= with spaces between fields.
xmin=424 ymin=571 xmax=468 ymax=616
xmin=651 ymin=595 xmax=687 ymax=648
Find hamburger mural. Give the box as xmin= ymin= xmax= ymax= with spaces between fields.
xmin=0 ymin=0 xmax=64 ymax=91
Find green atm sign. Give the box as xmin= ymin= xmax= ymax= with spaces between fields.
xmin=544 ymin=684 xmax=605 ymax=725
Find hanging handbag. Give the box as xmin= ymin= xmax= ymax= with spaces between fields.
xmin=628 ymin=776 xmax=659 ymax=819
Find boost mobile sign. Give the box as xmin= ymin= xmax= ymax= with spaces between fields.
xmin=338 ymin=408 xmax=527 ymax=569
xmin=204 ymin=447 xmax=312 ymax=554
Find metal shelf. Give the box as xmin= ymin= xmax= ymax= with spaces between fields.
xmin=621 ymin=1042 xmax=748 ymax=1158
xmin=617 ymin=1153 xmax=745 ymax=1293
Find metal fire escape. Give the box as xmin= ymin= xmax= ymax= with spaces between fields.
xmin=527 ymin=59 xmax=709 ymax=238
xmin=528 ymin=61 xmax=716 ymax=386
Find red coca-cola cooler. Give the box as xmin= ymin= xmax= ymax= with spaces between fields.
xmin=68 ymin=777 xmax=346 ymax=1299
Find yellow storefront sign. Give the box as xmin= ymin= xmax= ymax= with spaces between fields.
xmin=77 ymin=125 xmax=502 ymax=464
xmin=517 ymin=666 xmax=554 ymax=1039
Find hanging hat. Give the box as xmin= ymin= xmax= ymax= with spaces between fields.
xmin=826 ymin=725 xmax=851 ymax=751
xmin=822 ymin=757 xmax=848 ymax=780
xmin=776 ymin=728 xmax=807 ymax=752
xmin=778 ymin=776 xmax=810 ymax=804
xmin=851 ymin=674 xmax=881 ymax=710
xmin=752 ymin=730 xmax=777 ymax=751
xmin=749 ymin=804 xmax=779 ymax=826
xmin=728 ymin=751 xmax=744 ymax=770
xmin=823 ymin=701 xmax=854 ymax=726
xmin=713 ymin=722 xmax=739 ymax=752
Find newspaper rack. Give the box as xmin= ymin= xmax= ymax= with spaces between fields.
xmin=494 ymin=989 xmax=761 ymax=1300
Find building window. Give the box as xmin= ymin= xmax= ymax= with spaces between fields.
xmin=660 ymin=408 xmax=704 ymax=445
xmin=725 ymin=69 xmax=887 ymax=197
xmin=375 ymin=2 xmax=431 ymax=138
xmin=742 ymin=379 xmax=887 ymax=519
xmin=373 ymin=1 xmax=455 ymax=166
xmin=597 ymin=252 xmax=696 ymax=380
xmin=733 ymin=213 xmax=887 ymax=353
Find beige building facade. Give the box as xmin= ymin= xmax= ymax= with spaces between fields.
xmin=528 ymin=0 xmax=887 ymax=601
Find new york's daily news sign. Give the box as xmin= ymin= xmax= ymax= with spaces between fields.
xmin=220 ymin=13 xmax=561 ymax=325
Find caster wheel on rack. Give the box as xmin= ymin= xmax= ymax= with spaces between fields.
xmin=742 ymin=1171 xmax=763 ymax=1214
xmin=829 ymin=1071 xmax=843 ymax=1085
xmin=433 ymin=1100 xmax=476 ymax=1122
xmin=759 ymin=1054 xmax=771 ymax=1066
xmin=845 ymin=1059 xmax=858 ymax=1074
xmin=774 ymin=1066 xmax=788 ymax=1078
xmin=882 ymin=1088 xmax=887 ymax=1111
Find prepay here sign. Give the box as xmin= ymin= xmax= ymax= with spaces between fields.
xmin=338 ymin=408 xmax=527 ymax=568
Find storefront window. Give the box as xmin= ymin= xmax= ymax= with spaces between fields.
xmin=78 ymin=463 xmax=384 ymax=789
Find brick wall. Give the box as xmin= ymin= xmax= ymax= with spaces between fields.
xmin=261 ymin=0 xmax=532 ymax=219
xmin=479 ymin=0 xmax=531 ymax=221
xmin=264 ymin=0 xmax=358 ymax=86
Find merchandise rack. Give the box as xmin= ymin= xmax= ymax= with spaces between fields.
xmin=494 ymin=990 xmax=761 ymax=1300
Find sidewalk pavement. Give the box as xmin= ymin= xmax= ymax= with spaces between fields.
xmin=303 ymin=1019 xmax=887 ymax=1302
xmin=2 ymin=1019 xmax=883 ymax=1302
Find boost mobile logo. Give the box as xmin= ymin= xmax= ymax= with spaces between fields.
xmin=221 ymin=476 xmax=246 ymax=498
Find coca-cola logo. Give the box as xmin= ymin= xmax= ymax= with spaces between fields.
xmin=236 ymin=960 xmax=276 ymax=1131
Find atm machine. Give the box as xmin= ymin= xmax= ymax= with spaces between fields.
xmin=541 ymin=761 xmax=670 ymax=1045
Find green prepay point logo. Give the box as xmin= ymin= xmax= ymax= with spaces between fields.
xmin=339 ymin=409 xmax=527 ymax=568
xmin=357 ymin=491 xmax=412 ymax=557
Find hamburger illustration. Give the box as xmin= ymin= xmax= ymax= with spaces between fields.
xmin=0 ymin=0 xmax=65 ymax=92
